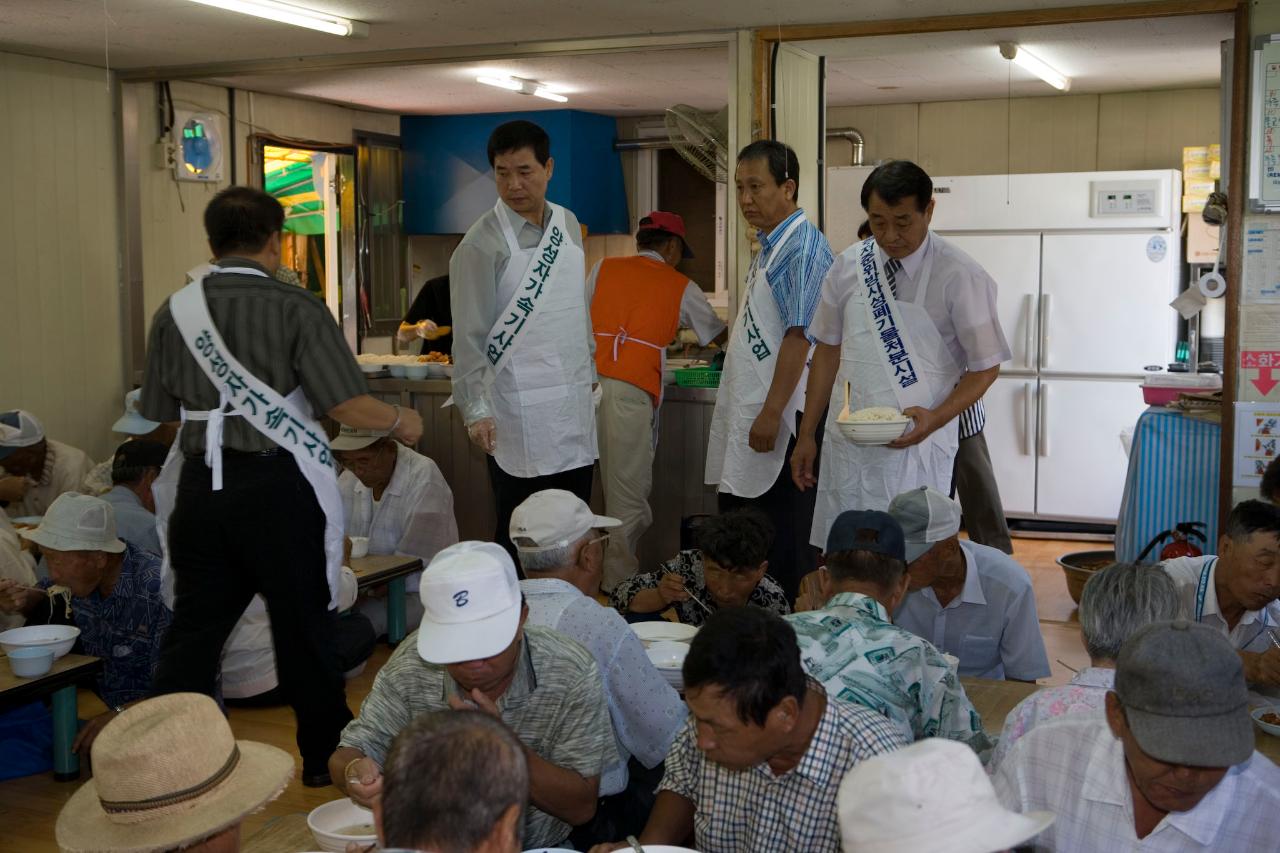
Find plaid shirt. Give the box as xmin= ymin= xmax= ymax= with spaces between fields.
xmin=787 ymin=592 xmax=992 ymax=754
xmin=660 ymin=689 xmax=906 ymax=852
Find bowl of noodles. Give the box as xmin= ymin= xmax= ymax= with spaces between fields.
xmin=0 ymin=623 xmax=80 ymax=659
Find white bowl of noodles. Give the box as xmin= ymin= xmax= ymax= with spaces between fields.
xmin=0 ymin=624 xmax=80 ymax=659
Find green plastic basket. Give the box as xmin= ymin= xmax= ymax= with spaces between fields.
xmin=674 ymin=367 xmax=722 ymax=388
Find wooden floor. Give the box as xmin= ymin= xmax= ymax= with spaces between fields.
xmin=1 ymin=537 xmax=1087 ymax=852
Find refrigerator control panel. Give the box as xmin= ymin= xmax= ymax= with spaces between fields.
xmin=1090 ymin=180 xmax=1161 ymax=217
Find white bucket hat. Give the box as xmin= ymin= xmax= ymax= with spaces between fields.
xmin=510 ymin=489 xmax=620 ymax=552
xmin=0 ymin=409 xmax=45 ymax=462
xmin=330 ymin=423 xmax=388 ymax=451
xmin=112 ymin=389 xmax=162 ymax=435
xmin=417 ymin=541 xmax=522 ymax=665
xmin=19 ymin=493 xmax=126 ymax=553
xmin=888 ymin=485 xmax=963 ymax=563
xmin=838 ymin=738 xmax=1053 ymax=853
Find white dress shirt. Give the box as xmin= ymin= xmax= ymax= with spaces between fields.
xmin=894 ymin=540 xmax=1050 ymax=681
xmin=1161 ymin=555 xmax=1280 ymax=654
xmin=520 ymin=576 xmax=686 ymax=796
xmin=808 ymin=233 xmax=1011 ymax=373
xmin=338 ymin=443 xmax=458 ymax=594
xmin=994 ymin=715 xmax=1280 ymax=852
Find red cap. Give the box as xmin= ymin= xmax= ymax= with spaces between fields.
xmin=638 ymin=210 xmax=694 ymax=259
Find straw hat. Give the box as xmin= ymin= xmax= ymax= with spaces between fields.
xmin=55 ymin=693 xmax=294 ymax=853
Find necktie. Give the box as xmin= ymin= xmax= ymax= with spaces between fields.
xmin=885 ymin=258 xmax=902 ymax=297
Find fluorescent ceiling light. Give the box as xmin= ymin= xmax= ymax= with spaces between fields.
xmin=189 ymin=0 xmax=368 ymax=37
xmin=534 ymin=87 xmax=568 ymax=103
xmin=477 ymin=75 xmax=524 ymax=91
xmin=998 ymin=42 xmax=1070 ymax=91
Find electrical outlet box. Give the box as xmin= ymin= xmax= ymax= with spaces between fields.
xmin=152 ymin=140 xmax=177 ymax=171
xmin=1090 ymin=179 xmax=1161 ymax=217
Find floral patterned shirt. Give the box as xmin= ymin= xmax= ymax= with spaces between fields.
xmin=610 ymin=549 xmax=790 ymax=626
xmin=989 ymin=666 xmax=1114 ymax=771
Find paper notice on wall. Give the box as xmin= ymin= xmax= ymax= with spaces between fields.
xmin=1245 ymin=223 xmax=1280 ymax=303
xmin=1234 ymin=402 xmax=1280 ymax=487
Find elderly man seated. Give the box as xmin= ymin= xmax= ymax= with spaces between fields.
xmin=333 ymin=424 xmax=459 ymax=637
xmin=330 ymin=541 xmax=616 ymax=851
xmin=889 ymin=487 xmax=1049 ymax=682
xmin=839 ymin=738 xmax=1053 ymax=853
xmin=610 ymin=509 xmax=790 ymax=625
xmin=589 ymin=607 xmax=907 ymax=853
xmin=511 ymin=489 xmax=686 ymax=843
xmin=54 ymin=693 xmax=292 ymax=853
xmin=0 ymin=410 xmax=93 ymax=519
xmin=787 ymin=509 xmax=991 ymax=754
xmin=990 ymin=562 xmax=1181 ymax=768
xmin=994 ymin=621 xmax=1280 ymax=849
xmin=1160 ymin=499 xmax=1280 ymax=693
xmin=98 ymin=439 xmax=168 ymax=555
xmin=82 ymin=389 xmax=178 ymax=496
xmin=0 ymin=493 xmax=172 ymax=753
xmin=373 ymin=709 xmax=528 ymax=853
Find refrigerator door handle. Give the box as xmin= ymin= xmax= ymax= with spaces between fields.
xmin=1039 ymin=382 xmax=1050 ymax=457
xmin=1023 ymin=294 xmax=1035 ymax=370
xmin=1023 ymin=381 xmax=1033 ymax=456
xmin=1039 ymin=293 xmax=1051 ymax=370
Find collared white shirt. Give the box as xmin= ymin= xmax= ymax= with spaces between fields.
xmin=1161 ymin=555 xmax=1280 ymax=655
xmin=338 ymin=443 xmax=458 ymax=594
xmin=993 ymin=715 xmax=1280 ymax=852
xmin=586 ymin=250 xmax=726 ymax=346
xmin=894 ymin=540 xmax=1050 ymax=681
xmin=808 ymin=232 xmax=1011 ymax=373
xmin=520 ymin=576 xmax=686 ymax=796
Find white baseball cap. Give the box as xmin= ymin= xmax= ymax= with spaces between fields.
xmin=112 ymin=389 xmax=162 ymax=435
xmin=509 ymin=490 xmax=620 ymax=552
xmin=417 ymin=541 xmax=522 ymax=665
xmin=19 ymin=493 xmax=126 ymax=554
xmin=888 ymin=486 xmax=962 ymax=563
xmin=0 ymin=410 xmax=45 ymax=461
xmin=838 ymin=738 xmax=1053 ymax=853
xmin=330 ymin=424 xmax=389 ymax=452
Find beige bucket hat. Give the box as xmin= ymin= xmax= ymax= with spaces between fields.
xmin=55 ymin=693 xmax=294 ymax=853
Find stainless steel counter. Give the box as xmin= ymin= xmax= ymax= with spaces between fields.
xmin=369 ymin=377 xmax=720 ymax=567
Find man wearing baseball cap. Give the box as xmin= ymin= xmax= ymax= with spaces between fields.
xmin=0 ymin=409 xmax=93 ymax=519
xmin=331 ymin=540 xmax=617 ymax=851
xmin=81 ymin=389 xmax=180 ymax=496
xmin=511 ymin=489 xmax=685 ymax=844
xmin=588 ymin=211 xmax=726 ymax=591
xmin=888 ymin=486 xmax=1049 ymax=682
xmin=994 ymin=621 xmax=1280 ymax=848
xmin=786 ymin=509 xmax=991 ymax=753
xmin=0 ymin=493 xmax=172 ymax=754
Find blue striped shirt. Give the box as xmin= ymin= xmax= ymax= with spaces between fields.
xmin=757 ymin=209 xmax=834 ymax=339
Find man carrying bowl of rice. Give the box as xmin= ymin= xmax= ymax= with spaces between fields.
xmin=790 ymin=161 xmax=1010 ymax=548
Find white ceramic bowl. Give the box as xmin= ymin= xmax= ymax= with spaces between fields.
xmin=358 ymin=362 xmax=384 ymax=374
xmin=388 ymin=364 xmax=408 ymax=378
xmin=8 ymin=646 xmax=55 ymax=677
xmin=631 ymin=621 xmax=698 ymax=645
xmin=402 ymin=364 xmax=432 ymax=380
xmin=836 ymin=418 xmax=911 ymax=445
xmin=1252 ymin=706 xmax=1280 ymax=738
xmin=307 ymin=799 xmax=377 ymax=853
xmin=349 ymin=537 xmax=370 ymax=559
xmin=645 ymin=641 xmax=689 ymax=670
xmin=439 ymin=364 xmax=453 ymax=378
xmin=425 ymin=363 xmax=447 ymax=379
xmin=0 ymin=625 xmax=80 ymax=659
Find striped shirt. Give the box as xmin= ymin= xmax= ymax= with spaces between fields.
xmin=659 ymin=688 xmax=906 ymax=852
xmin=140 ymin=259 xmax=368 ymax=454
xmin=958 ymin=399 xmax=986 ymax=439
xmin=338 ymin=624 xmax=617 ymax=849
xmin=756 ymin=209 xmax=834 ymax=339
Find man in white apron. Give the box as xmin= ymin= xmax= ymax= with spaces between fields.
xmin=450 ymin=120 xmax=596 ymax=560
xmin=791 ymin=161 xmax=1011 ymax=550
xmin=705 ymin=141 xmax=835 ymax=602
xmin=139 ymin=186 xmax=423 ymax=787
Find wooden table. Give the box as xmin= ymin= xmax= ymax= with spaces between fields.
xmin=243 ymin=813 xmax=314 ymax=853
xmin=0 ymin=653 xmax=102 ymax=781
xmin=349 ymin=554 xmax=423 ymax=644
xmin=961 ymin=676 xmax=1280 ymax=763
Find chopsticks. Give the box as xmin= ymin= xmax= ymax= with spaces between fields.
xmin=626 ymin=836 xmax=646 ymax=853
xmin=1267 ymin=629 xmax=1280 ymax=652
xmin=686 ymin=589 xmax=714 ymax=615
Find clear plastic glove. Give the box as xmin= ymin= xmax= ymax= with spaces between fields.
xmin=414 ymin=319 xmax=439 ymax=339
xmin=467 ymin=418 xmax=497 ymax=454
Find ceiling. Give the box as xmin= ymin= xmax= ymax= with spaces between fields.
xmin=821 ymin=14 xmax=1229 ymax=104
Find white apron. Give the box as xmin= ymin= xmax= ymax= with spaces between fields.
xmin=487 ymin=200 xmax=596 ymax=478
xmin=810 ymin=236 xmax=963 ymax=547
xmin=152 ymin=266 xmax=346 ymax=609
xmin=705 ymin=214 xmax=809 ymax=498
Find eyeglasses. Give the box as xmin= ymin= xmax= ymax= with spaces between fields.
xmin=584 ymin=532 xmax=611 ymax=550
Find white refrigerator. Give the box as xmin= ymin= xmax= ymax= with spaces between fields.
xmin=826 ymin=168 xmax=1182 ymax=523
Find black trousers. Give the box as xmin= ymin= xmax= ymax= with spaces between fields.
xmin=952 ymin=431 xmax=1014 ymax=555
xmin=487 ymin=456 xmax=594 ymax=564
xmin=717 ymin=409 xmax=825 ymax=603
xmin=152 ymin=454 xmax=353 ymax=773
